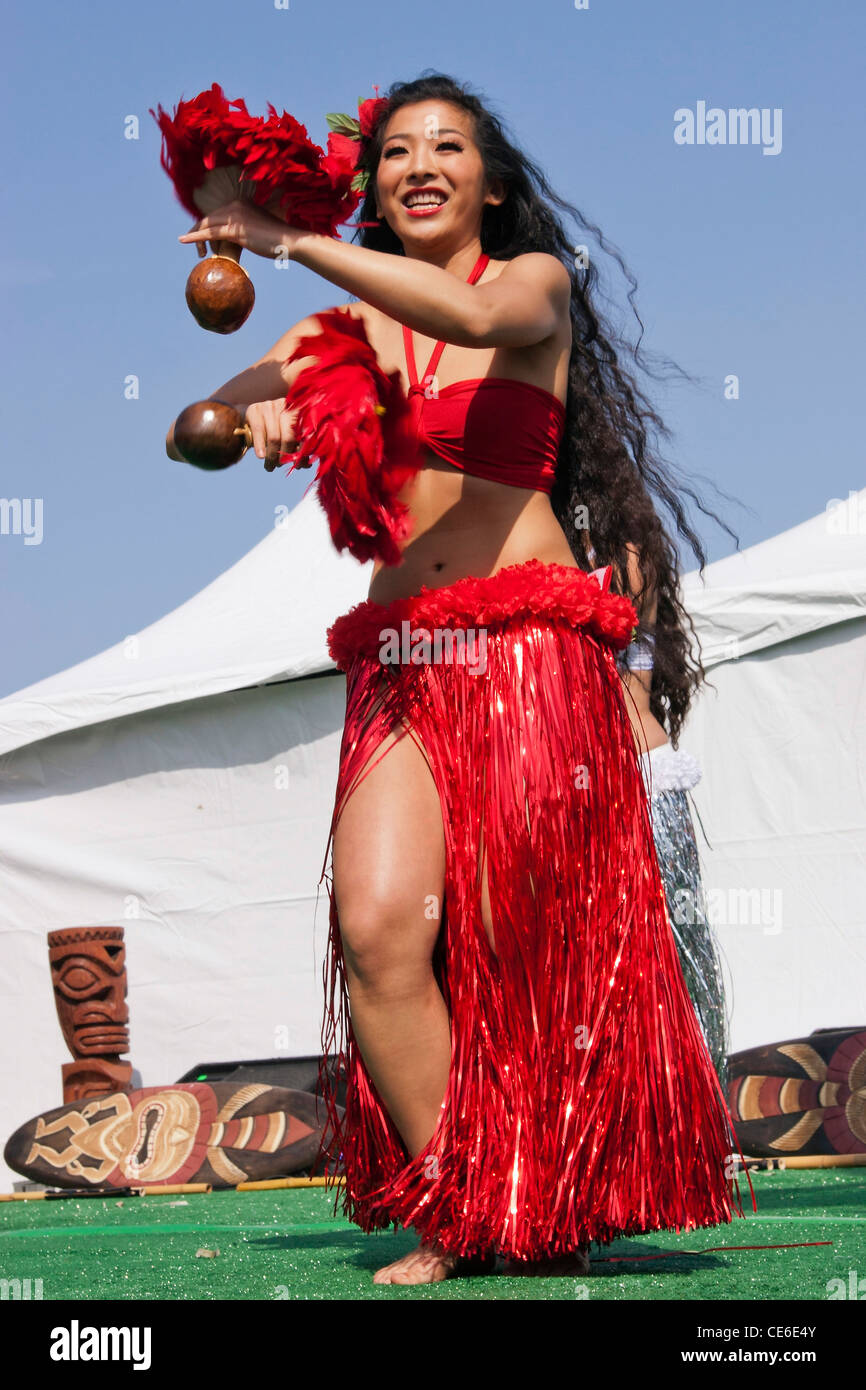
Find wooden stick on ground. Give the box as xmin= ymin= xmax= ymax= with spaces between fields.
xmin=0 ymin=1174 xmax=346 ymax=1201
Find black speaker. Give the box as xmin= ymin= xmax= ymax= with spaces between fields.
xmin=175 ymin=1054 xmax=347 ymax=1110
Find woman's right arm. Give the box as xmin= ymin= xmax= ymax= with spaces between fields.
xmin=165 ymin=305 xmax=358 ymax=464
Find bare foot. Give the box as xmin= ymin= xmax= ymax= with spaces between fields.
xmin=502 ymin=1246 xmax=591 ymax=1277
xmin=373 ymin=1240 xmax=495 ymax=1285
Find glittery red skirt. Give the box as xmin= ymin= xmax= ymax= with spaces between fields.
xmin=314 ymin=558 xmax=746 ymax=1260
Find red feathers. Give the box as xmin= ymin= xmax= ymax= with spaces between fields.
xmin=150 ymin=82 xmax=362 ymax=238
xmin=282 ymin=310 xmax=424 ymax=566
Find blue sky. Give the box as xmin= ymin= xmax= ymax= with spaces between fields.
xmin=2 ymin=0 xmax=863 ymax=696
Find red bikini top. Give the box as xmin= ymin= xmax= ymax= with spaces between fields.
xmin=401 ymin=252 xmax=566 ymax=494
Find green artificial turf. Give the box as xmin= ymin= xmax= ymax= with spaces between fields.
xmin=0 ymin=1167 xmax=862 ymax=1301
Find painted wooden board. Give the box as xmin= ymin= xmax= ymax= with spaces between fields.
xmin=725 ymin=1027 xmax=866 ymax=1158
xmin=4 ymin=1082 xmax=337 ymax=1189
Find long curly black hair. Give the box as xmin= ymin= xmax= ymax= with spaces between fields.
xmin=350 ymin=72 xmax=739 ymax=744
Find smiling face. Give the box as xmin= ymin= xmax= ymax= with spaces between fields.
xmin=374 ymin=100 xmax=505 ymax=253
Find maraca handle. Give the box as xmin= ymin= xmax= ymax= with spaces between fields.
xmin=232 ymin=422 xmax=253 ymax=449
xmin=210 ymin=240 xmax=242 ymax=263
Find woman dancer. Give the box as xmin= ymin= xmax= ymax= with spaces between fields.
xmin=177 ymin=73 xmax=747 ymax=1284
xmin=602 ymin=539 xmax=731 ymax=1088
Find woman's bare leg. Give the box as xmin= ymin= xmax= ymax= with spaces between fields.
xmin=333 ymin=720 xmax=471 ymax=1283
xmin=333 ymin=718 xmax=578 ymax=1280
xmin=333 ymin=722 xmax=449 ymax=1155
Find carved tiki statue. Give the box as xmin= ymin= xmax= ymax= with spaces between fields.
xmin=47 ymin=926 xmax=133 ymax=1101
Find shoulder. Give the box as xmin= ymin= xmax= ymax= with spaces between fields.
xmin=329 ymin=298 xmax=393 ymax=358
xmin=296 ymin=299 xmax=378 ymax=343
xmin=494 ymin=253 xmax=573 ymax=299
xmin=291 ymin=300 xmax=369 ymax=332
xmin=329 ymin=299 xmax=368 ymax=323
xmin=326 ymin=298 xmax=383 ymax=339
xmin=269 ymin=302 xmax=371 ymax=389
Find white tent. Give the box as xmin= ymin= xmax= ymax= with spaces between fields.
xmin=678 ymin=486 xmax=865 ymax=1054
xmin=1 ymin=488 xmax=863 ymax=1188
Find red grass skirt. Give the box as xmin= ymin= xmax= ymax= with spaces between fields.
xmin=314 ymin=559 xmax=747 ymax=1260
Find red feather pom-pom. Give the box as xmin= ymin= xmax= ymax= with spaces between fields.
xmin=282 ymin=310 xmax=424 ymax=566
xmin=149 ymin=82 xmax=362 ymax=238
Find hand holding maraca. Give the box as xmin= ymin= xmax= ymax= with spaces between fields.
xmin=178 ymin=200 xmax=303 ymax=262
xmin=245 ymin=399 xmax=313 ymax=472
xmin=152 ymin=84 xmax=361 ymax=333
xmin=177 ymin=201 xmax=305 ymax=334
xmin=170 ymin=397 xmax=314 ymax=472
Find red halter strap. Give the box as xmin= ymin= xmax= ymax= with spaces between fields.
xmin=403 ymin=252 xmax=490 ymax=391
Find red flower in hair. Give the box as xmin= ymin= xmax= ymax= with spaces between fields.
xmin=325 ymin=94 xmax=391 ymax=195
xmin=359 ymin=96 xmax=390 ymax=139
xmin=325 ymin=130 xmax=362 ymax=176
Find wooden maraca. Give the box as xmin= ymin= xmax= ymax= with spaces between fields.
xmin=153 ymin=87 xmax=360 ymax=334
xmin=185 ymin=244 xmax=255 ymax=335
xmin=172 ymin=399 xmax=253 ymax=470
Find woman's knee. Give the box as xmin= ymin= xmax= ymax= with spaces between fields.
xmin=331 ymin=720 xmax=447 ymax=980
xmin=337 ymin=886 xmax=443 ymax=988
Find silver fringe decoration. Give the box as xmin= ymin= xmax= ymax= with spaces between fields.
xmin=641 ymin=749 xmax=730 ymax=1089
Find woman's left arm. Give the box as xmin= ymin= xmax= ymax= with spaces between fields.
xmin=617 ymin=542 xmax=658 ymax=736
xmin=291 ymin=237 xmax=573 ymax=347
xmin=178 ymin=208 xmax=571 ymax=347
